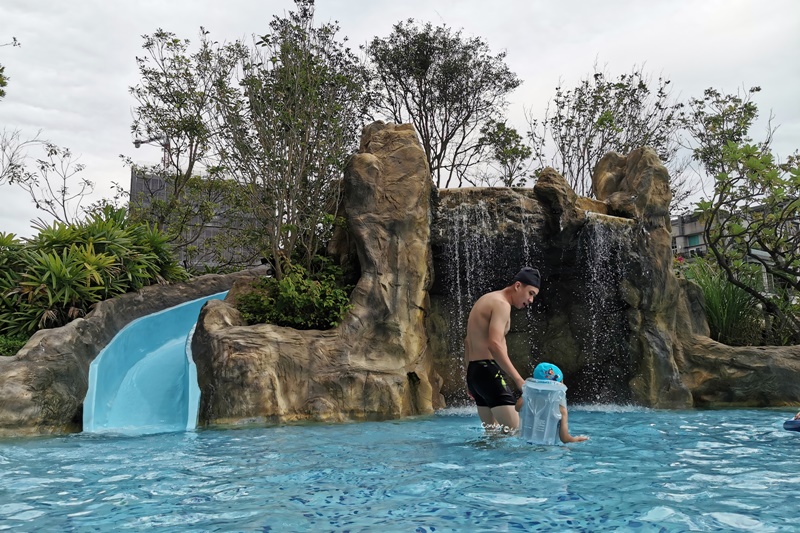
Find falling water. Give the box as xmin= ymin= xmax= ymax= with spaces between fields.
xmin=443 ymin=201 xmax=495 ymax=345
xmin=432 ymin=195 xmax=544 ymax=403
xmin=432 ymin=190 xmax=648 ymax=405
xmin=520 ymin=211 xmax=539 ymax=267
xmin=576 ymin=214 xmax=634 ymax=401
xmin=519 ymin=210 xmax=543 ymax=369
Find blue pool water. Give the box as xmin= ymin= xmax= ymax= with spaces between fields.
xmin=1 ymin=407 xmax=797 ymax=532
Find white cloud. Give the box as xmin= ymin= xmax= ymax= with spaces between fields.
xmin=1 ymin=0 xmax=798 ymax=237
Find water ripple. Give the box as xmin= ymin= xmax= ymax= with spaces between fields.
xmin=0 ymin=409 xmax=797 ymax=531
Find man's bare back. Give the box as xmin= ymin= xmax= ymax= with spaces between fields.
xmin=464 ymin=268 xmax=540 ymax=430
xmin=465 ymin=291 xmax=511 ymax=364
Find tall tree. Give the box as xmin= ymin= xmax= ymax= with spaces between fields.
xmin=212 ymin=0 xmax=372 ymax=279
xmin=366 ymin=20 xmax=520 ymax=188
xmin=689 ymin=87 xmax=800 ymax=344
xmin=126 ymin=28 xmax=251 ymax=270
xmin=685 ymin=86 xmax=772 ymax=177
xmin=526 ymin=65 xmax=689 ymax=204
xmin=472 ymin=119 xmax=532 ymax=187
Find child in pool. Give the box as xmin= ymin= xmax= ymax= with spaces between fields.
xmin=517 ymin=362 xmax=588 ymax=443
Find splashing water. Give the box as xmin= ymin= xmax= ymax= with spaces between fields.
xmin=577 ymin=215 xmax=635 ymax=400
xmin=435 ymin=196 xmax=545 ymax=401
xmin=437 ymin=201 xmax=495 ymax=396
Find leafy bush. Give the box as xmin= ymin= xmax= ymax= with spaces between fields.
xmin=685 ymin=258 xmax=762 ymax=346
xmin=0 ymin=334 xmax=27 ymax=357
xmin=0 ymin=206 xmax=188 ymax=338
xmin=237 ymin=260 xmax=352 ymax=330
xmin=758 ymin=285 xmax=800 ymax=346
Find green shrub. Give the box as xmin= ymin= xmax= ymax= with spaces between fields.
xmin=758 ymin=285 xmax=800 ymax=346
xmin=0 ymin=207 xmax=187 ymax=337
xmin=0 ymin=334 xmax=28 ymax=357
xmin=237 ymin=260 xmax=352 ymax=330
xmin=685 ymin=258 xmax=761 ymax=346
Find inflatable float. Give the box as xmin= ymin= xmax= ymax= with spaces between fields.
xmin=784 ymin=419 xmax=800 ymax=432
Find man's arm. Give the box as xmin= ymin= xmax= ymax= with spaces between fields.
xmin=486 ymin=300 xmax=525 ymax=390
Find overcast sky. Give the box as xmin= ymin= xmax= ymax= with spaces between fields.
xmin=1 ymin=0 xmax=798 ymax=237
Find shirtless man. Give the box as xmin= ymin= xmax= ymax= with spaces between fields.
xmin=465 ymin=267 xmax=540 ymax=431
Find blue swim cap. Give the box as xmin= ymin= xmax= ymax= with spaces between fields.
xmin=533 ymin=362 xmax=563 ymax=382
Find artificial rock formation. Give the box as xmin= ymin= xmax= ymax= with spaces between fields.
xmin=0 ymin=270 xmax=263 ymax=436
xmin=4 ymin=135 xmax=797 ymax=438
xmin=430 ymin=146 xmax=800 ymax=408
xmin=192 ymin=121 xmax=444 ymax=426
xmin=428 ymin=146 xmax=689 ymax=407
xmin=680 ymin=336 xmax=800 ymax=407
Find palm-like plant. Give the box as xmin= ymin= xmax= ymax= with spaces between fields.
xmin=685 ymin=258 xmax=762 ymax=345
xmin=0 ymin=207 xmax=187 ymax=338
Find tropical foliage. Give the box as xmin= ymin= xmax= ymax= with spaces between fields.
xmin=684 ymin=259 xmax=761 ymax=345
xmin=689 ymin=87 xmax=800 ymax=344
xmin=0 ymin=207 xmax=186 ymax=339
xmin=0 ymin=333 xmax=26 ymax=356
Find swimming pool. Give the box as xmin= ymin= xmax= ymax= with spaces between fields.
xmin=1 ymin=406 xmax=796 ymax=531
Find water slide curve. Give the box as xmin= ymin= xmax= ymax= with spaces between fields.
xmin=83 ymin=291 xmax=227 ymax=435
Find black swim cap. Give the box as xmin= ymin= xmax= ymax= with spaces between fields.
xmin=512 ymin=267 xmax=541 ymax=288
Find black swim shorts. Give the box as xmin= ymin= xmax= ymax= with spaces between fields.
xmin=467 ymin=359 xmax=517 ymax=408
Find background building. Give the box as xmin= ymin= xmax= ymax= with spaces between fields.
xmin=671 ymin=213 xmax=707 ymax=257
xmin=129 ymin=169 xmax=260 ymax=271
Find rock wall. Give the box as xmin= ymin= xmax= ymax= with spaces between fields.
xmin=680 ymin=335 xmax=800 ymax=407
xmin=0 ymin=269 xmax=263 ymax=436
xmin=4 ymin=131 xmax=797 ymax=438
xmin=192 ymin=122 xmax=444 ymax=426
xmin=430 ymin=147 xmax=800 ymax=408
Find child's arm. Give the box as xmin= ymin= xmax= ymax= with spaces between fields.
xmin=558 ymin=405 xmax=588 ymax=443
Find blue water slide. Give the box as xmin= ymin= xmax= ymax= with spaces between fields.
xmin=83 ymin=291 xmax=227 ymax=435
